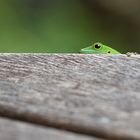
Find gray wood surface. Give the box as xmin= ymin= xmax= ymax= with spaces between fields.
xmin=0 ymin=54 xmax=140 ymax=140
xmin=0 ymin=117 xmax=100 ymax=140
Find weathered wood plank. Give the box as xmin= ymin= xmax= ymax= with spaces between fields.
xmin=0 ymin=54 xmax=140 ymax=140
xmin=0 ymin=117 xmax=100 ymax=140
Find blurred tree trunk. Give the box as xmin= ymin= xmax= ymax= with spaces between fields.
xmin=88 ymin=0 xmax=140 ymax=26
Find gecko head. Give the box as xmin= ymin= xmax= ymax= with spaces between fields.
xmin=80 ymin=42 xmax=103 ymax=54
xmin=80 ymin=42 xmax=121 ymax=54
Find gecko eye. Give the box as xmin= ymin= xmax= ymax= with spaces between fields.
xmin=94 ymin=43 xmax=101 ymax=49
xmin=108 ymin=51 xmax=111 ymax=53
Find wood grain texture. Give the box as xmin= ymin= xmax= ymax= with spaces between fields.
xmin=0 ymin=54 xmax=140 ymax=139
xmin=0 ymin=117 xmax=100 ymax=140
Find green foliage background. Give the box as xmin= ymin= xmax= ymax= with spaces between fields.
xmin=0 ymin=0 xmax=140 ymax=53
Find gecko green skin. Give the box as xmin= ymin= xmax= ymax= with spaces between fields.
xmin=80 ymin=42 xmax=121 ymax=54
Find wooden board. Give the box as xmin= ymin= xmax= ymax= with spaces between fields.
xmin=0 ymin=117 xmax=101 ymax=140
xmin=0 ymin=54 xmax=140 ymax=139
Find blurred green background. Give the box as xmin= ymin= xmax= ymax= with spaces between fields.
xmin=0 ymin=0 xmax=140 ymax=53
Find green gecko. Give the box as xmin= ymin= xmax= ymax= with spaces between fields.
xmin=80 ymin=42 xmax=121 ymax=54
